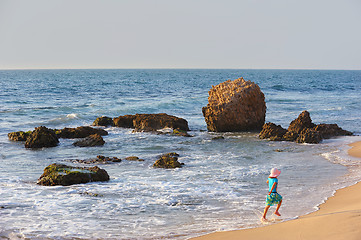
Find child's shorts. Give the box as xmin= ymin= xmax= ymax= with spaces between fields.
xmin=265 ymin=193 xmax=282 ymax=206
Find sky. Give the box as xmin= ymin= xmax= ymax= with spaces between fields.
xmin=0 ymin=0 xmax=360 ymax=70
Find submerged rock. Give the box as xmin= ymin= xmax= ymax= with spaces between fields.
xmin=73 ymin=134 xmax=105 ymax=147
xmin=259 ymin=111 xmax=352 ymax=144
xmin=37 ymin=163 xmax=110 ymax=186
xmin=202 ymin=78 xmax=266 ymax=132
xmin=71 ymin=155 xmax=121 ymax=164
xmin=153 ymin=152 xmax=184 ymax=169
xmin=8 ymin=131 xmax=32 ymax=141
xmin=125 ymin=156 xmax=145 ymax=161
xmin=55 ymin=126 xmax=108 ymax=138
xmin=25 ymin=126 xmax=59 ymax=149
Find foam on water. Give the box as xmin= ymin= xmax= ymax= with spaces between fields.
xmin=0 ymin=69 xmax=360 ymax=239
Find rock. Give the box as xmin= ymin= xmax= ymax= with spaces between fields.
xmin=125 ymin=156 xmax=145 ymax=161
xmin=92 ymin=116 xmax=114 ymax=127
xmin=113 ymin=115 xmax=136 ymax=128
xmin=296 ymin=128 xmax=322 ymax=144
xmin=172 ymin=128 xmax=193 ymax=137
xmin=202 ymin=78 xmax=266 ymax=132
xmin=259 ymin=111 xmax=352 ymax=144
xmin=282 ymin=131 xmax=299 ymax=141
xmin=153 ymin=152 xmax=184 ymax=169
xmin=113 ymin=113 xmax=189 ymax=132
xmin=287 ymin=111 xmax=315 ymax=134
xmin=37 ymin=163 xmax=109 ymax=186
xmin=8 ymin=131 xmax=32 ymax=141
xmin=55 ymin=126 xmax=108 ymax=139
xmin=73 ymin=134 xmax=105 ymax=147
xmin=313 ymin=124 xmax=352 ymax=139
xmin=71 ymin=155 xmax=121 ymax=164
xmin=133 ymin=113 xmax=189 ymax=132
xmin=259 ymin=123 xmax=287 ymax=141
xmin=212 ymin=136 xmax=225 ymax=140
xmin=25 ymin=126 xmax=59 ymax=149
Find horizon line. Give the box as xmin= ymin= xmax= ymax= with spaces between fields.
xmin=0 ymin=67 xmax=360 ymax=71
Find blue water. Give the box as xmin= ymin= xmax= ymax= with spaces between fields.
xmin=0 ymin=69 xmax=360 ymax=239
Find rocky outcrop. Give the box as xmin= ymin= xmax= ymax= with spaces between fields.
xmin=55 ymin=126 xmax=108 ymax=138
xmin=8 ymin=131 xmax=32 ymax=141
xmin=202 ymin=78 xmax=266 ymax=132
xmin=259 ymin=111 xmax=352 ymax=144
xmin=92 ymin=116 xmax=114 ymax=127
xmin=153 ymin=152 xmax=184 ymax=169
xmin=73 ymin=134 xmax=105 ymax=147
xmin=37 ymin=163 xmax=110 ymax=186
xmin=25 ymin=126 xmax=59 ymax=149
xmin=102 ymin=113 xmax=190 ymax=133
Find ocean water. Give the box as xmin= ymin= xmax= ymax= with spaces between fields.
xmin=0 ymin=69 xmax=360 ymax=240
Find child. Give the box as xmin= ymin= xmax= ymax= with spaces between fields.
xmin=262 ymin=168 xmax=282 ymax=221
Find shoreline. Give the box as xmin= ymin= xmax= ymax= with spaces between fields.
xmin=192 ymin=140 xmax=361 ymax=240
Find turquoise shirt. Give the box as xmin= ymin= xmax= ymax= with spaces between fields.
xmin=268 ymin=177 xmax=278 ymax=193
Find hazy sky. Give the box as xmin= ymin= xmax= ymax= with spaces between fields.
xmin=0 ymin=0 xmax=360 ymax=69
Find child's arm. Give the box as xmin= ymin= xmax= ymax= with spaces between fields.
xmin=268 ymin=182 xmax=276 ymax=195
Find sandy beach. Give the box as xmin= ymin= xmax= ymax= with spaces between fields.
xmin=192 ymin=141 xmax=361 ymax=240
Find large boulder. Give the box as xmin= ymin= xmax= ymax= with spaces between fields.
xmin=25 ymin=126 xmax=59 ymax=149
xmin=296 ymin=128 xmax=322 ymax=144
xmin=55 ymin=126 xmax=108 ymax=138
xmin=73 ymin=134 xmax=105 ymax=147
xmin=202 ymin=78 xmax=266 ymax=132
xmin=113 ymin=113 xmax=189 ymax=132
xmin=37 ymin=163 xmax=110 ymax=186
xmin=153 ymin=152 xmax=184 ymax=169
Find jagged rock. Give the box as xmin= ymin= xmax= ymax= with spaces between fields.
xmin=202 ymin=78 xmax=266 ymax=132
xmin=287 ymin=111 xmax=315 ymax=134
xmin=55 ymin=126 xmax=108 ymax=138
xmin=296 ymin=128 xmax=322 ymax=144
xmin=37 ymin=163 xmax=109 ymax=186
xmin=8 ymin=131 xmax=32 ymax=141
xmin=71 ymin=155 xmax=121 ymax=164
xmin=25 ymin=126 xmax=59 ymax=149
xmin=313 ymin=124 xmax=352 ymax=139
xmin=92 ymin=116 xmax=114 ymax=127
xmin=259 ymin=111 xmax=352 ymax=144
xmin=259 ymin=123 xmax=287 ymax=141
xmin=73 ymin=134 xmax=105 ymax=147
xmin=153 ymin=152 xmax=184 ymax=169
xmin=125 ymin=156 xmax=145 ymax=161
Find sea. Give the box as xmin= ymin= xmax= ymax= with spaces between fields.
xmin=0 ymin=69 xmax=360 ymax=240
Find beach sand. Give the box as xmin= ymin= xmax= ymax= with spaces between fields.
xmin=192 ymin=141 xmax=361 ymax=240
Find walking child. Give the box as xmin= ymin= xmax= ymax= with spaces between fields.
xmin=262 ymin=168 xmax=282 ymax=221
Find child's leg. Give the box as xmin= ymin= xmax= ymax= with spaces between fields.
xmin=262 ymin=205 xmax=270 ymax=220
xmin=274 ymin=200 xmax=282 ymax=216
